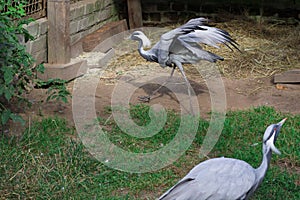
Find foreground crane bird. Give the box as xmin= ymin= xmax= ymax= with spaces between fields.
xmin=130 ymin=17 xmax=239 ymax=104
xmin=158 ymin=118 xmax=287 ymax=200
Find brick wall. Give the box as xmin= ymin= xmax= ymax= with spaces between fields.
xmin=23 ymin=0 xmax=119 ymax=65
xmin=69 ymin=0 xmax=118 ymax=45
xmin=23 ymin=18 xmax=48 ymax=65
xmin=141 ymin=0 xmax=300 ymax=25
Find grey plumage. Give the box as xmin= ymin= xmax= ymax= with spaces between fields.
xmin=158 ymin=118 xmax=287 ymax=200
xmin=130 ymin=17 xmax=239 ymax=104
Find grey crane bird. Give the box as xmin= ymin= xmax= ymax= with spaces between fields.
xmin=130 ymin=17 xmax=239 ymax=103
xmin=158 ymin=118 xmax=287 ymax=200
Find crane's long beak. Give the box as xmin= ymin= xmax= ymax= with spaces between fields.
xmin=126 ymin=34 xmax=132 ymax=40
xmin=277 ymin=118 xmax=287 ymax=126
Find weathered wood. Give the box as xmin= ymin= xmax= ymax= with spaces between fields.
xmin=127 ymin=0 xmax=143 ymax=29
xmin=274 ymin=69 xmax=300 ymax=83
xmin=38 ymin=60 xmax=88 ymax=81
xmin=47 ymin=0 xmax=71 ymax=64
xmin=82 ymin=20 xmax=128 ymax=52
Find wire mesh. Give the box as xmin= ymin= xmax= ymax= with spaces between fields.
xmin=24 ymin=0 xmax=82 ymax=18
xmin=23 ymin=0 xmax=46 ymax=19
xmin=70 ymin=0 xmax=83 ymax=3
xmin=2 ymin=0 xmax=82 ymax=19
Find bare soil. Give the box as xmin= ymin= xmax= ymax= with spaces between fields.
xmin=19 ymin=70 xmax=300 ymax=128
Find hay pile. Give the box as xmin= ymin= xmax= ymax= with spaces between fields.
xmin=106 ymin=17 xmax=300 ymax=80
xmin=215 ymin=18 xmax=300 ymax=78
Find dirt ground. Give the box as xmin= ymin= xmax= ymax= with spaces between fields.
xmin=20 ymin=69 xmax=300 ymax=128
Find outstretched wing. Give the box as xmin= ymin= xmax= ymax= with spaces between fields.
xmin=157 ymin=18 xmax=209 ymax=66
xmin=158 ymin=158 xmax=256 ymax=200
xmin=157 ymin=18 xmax=239 ymax=65
xmin=177 ymin=25 xmax=239 ymax=52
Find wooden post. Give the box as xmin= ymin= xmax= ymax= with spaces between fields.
xmin=274 ymin=69 xmax=300 ymax=83
xmin=47 ymin=0 xmax=71 ymax=64
xmin=127 ymin=0 xmax=143 ymax=29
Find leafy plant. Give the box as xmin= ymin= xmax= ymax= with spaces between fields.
xmin=0 ymin=0 xmax=34 ymax=126
xmin=36 ymin=79 xmax=71 ymax=103
xmin=0 ymin=0 xmax=70 ymax=129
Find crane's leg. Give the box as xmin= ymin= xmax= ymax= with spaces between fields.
xmin=173 ymin=61 xmax=194 ymax=115
xmin=138 ymin=66 xmax=176 ymax=102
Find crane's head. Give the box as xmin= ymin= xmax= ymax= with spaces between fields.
xmin=263 ymin=118 xmax=287 ymax=155
xmin=130 ymin=31 xmax=152 ymax=48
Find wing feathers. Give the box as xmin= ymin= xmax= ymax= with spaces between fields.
xmin=157 ymin=18 xmax=239 ymax=66
xmin=179 ymin=25 xmax=239 ymax=51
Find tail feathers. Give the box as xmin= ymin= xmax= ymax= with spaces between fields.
xmin=193 ymin=50 xmax=224 ymax=63
xmin=181 ymin=42 xmax=224 ymax=63
xmin=208 ymin=51 xmax=224 ymax=62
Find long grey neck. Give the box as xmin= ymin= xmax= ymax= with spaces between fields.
xmin=246 ymin=144 xmax=272 ymax=199
xmin=255 ymin=145 xmax=272 ymax=184
xmin=137 ymin=40 xmax=143 ymax=51
xmin=137 ymin=40 xmax=149 ymax=60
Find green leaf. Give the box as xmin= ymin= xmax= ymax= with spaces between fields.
xmin=4 ymin=67 xmax=13 ymax=84
xmin=4 ymin=89 xmax=13 ymax=101
xmin=61 ymin=96 xmax=68 ymax=103
xmin=10 ymin=113 xmax=25 ymax=126
xmin=25 ymin=68 xmax=33 ymax=76
xmin=8 ymin=7 xmax=17 ymax=13
xmin=36 ymin=64 xmax=45 ymax=73
xmin=23 ymin=28 xmax=34 ymax=42
xmin=1 ymin=110 xmax=11 ymax=125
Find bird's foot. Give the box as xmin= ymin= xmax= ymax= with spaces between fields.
xmin=138 ymin=95 xmax=151 ymax=102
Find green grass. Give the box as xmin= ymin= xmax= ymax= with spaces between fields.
xmin=0 ymin=105 xmax=299 ymax=199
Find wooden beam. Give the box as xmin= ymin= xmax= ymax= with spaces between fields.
xmin=274 ymin=69 xmax=300 ymax=83
xmin=47 ymin=0 xmax=71 ymax=64
xmin=39 ymin=60 xmax=87 ymax=81
xmin=127 ymin=0 xmax=143 ymax=29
